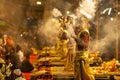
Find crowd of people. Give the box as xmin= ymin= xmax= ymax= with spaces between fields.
xmin=0 ymin=34 xmax=34 ymax=80
xmin=0 ymin=15 xmax=95 ymax=80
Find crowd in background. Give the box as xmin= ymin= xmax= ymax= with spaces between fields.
xmin=0 ymin=34 xmax=34 ymax=80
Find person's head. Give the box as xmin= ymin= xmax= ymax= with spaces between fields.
xmin=66 ymin=16 xmax=73 ymax=23
xmin=9 ymin=46 xmax=15 ymax=54
xmin=5 ymin=55 xmax=11 ymax=65
xmin=3 ymin=34 xmax=7 ymax=39
xmin=16 ymin=45 xmax=21 ymax=52
xmin=0 ymin=63 xmax=3 ymax=69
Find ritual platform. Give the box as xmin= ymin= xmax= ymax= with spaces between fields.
xmin=29 ymin=48 xmax=120 ymax=80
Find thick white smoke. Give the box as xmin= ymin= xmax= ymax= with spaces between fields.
xmin=38 ymin=0 xmax=99 ymax=47
xmin=38 ymin=14 xmax=60 ymax=46
xmin=51 ymin=8 xmax=62 ymax=17
xmin=90 ymin=16 xmax=120 ymax=54
xmin=76 ymin=0 xmax=98 ymax=20
xmin=37 ymin=0 xmax=73 ymax=46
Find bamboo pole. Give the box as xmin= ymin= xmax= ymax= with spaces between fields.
xmin=96 ymin=10 xmax=99 ymax=52
xmin=115 ymin=0 xmax=119 ymax=60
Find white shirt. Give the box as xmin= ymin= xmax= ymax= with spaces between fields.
xmin=17 ymin=50 xmax=24 ymax=62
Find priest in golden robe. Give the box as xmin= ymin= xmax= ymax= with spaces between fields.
xmin=74 ymin=28 xmax=95 ymax=80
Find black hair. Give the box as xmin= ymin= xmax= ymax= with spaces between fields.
xmin=5 ymin=55 xmax=10 ymax=60
xmin=0 ymin=63 xmax=3 ymax=68
xmin=16 ymin=44 xmax=21 ymax=52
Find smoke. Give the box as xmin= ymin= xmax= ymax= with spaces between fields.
xmin=37 ymin=0 xmax=73 ymax=47
xmin=76 ymin=0 xmax=98 ymax=20
xmin=3 ymin=0 xmax=118 ymax=56
xmin=38 ymin=7 xmax=64 ymax=46
xmin=37 ymin=0 xmax=100 ymax=48
xmin=51 ymin=8 xmax=62 ymax=17
xmin=38 ymin=17 xmax=60 ymax=46
xmin=101 ymin=19 xmax=119 ymax=53
xmin=0 ymin=0 xmax=74 ymax=50
xmin=38 ymin=9 xmax=75 ymax=46
xmin=90 ymin=17 xmax=120 ymax=54
xmin=44 ymin=0 xmax=72 ymax=16
xmin=88 ymin=0 xmax=120 ymax=55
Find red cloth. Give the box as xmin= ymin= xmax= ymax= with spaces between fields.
xmin=22 ymin=72 xmax=31 ymax=80
xmin=30 ymin=54 xmax=37 ymax=63
xmin=6 ymin=36 xmax=14 ymax=46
